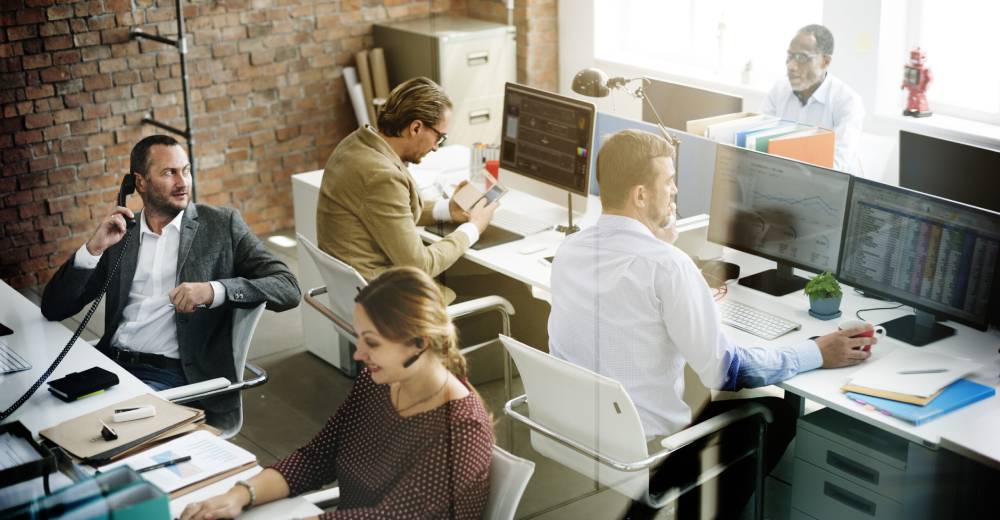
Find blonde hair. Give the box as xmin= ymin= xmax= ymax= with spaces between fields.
xmin=596 ymin=129 xmax=674 ymax=209
xmin=354 ymin=267 xmax=469 ymax=380
xmin=376 ymin=77 xmax=453 ymax=137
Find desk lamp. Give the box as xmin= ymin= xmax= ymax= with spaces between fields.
xmin=571 ymin=68 xmax=681 ymax=175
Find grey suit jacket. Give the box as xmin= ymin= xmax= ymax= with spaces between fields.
xmin=41 ymin=204 xmax=301 ymax=429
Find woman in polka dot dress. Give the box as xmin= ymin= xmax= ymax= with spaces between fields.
xmin=181 ymin=267 xmax=494 ymax=519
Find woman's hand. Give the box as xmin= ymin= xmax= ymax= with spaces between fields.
xmin=180 ymin=486 xmax=250 ymax=520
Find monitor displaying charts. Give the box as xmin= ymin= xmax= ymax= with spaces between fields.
xmin=500 ymin=82 xmax=596 ymax=196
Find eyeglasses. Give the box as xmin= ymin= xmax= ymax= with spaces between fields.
xmin=786 ymin=51 xmax=821 ymax=64
xmin=427 ymin=125 xmax=448 ymax=147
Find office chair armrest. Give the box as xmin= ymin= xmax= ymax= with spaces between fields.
xmin=659 ymin=402 xmax=773 ymax=452
xmin=304 ymin=286 xmax=356 ymax=337
xmin=158 ymin=363 xmax=270 ymax=405
xmin=504 ymin=395 xmax=670 ymax=472
xmin=303 ymin=486 xmax=341 ymax=509
xmin=448 ymin=295 xmax=515 ymax=338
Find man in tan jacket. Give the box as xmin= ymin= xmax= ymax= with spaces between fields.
xmin=317 ymin=77 xmax=497 ymax=302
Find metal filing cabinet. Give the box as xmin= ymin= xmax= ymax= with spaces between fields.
xmin=791 ymin=408 xmax=944 ymax=520
xmin=374 ymin=15 xmax=515 ymax=146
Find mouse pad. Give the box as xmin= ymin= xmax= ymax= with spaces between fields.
xmin=426 ymin=223 xmax=524 ymax=250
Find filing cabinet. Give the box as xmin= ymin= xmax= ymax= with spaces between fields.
xmin=791 ymin=408 xmax=944 ymax=520
xmin=374 ymin=15 xmax=516 ymax=146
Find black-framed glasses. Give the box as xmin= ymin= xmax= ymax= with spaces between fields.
xmin=427 ymin=125 xmax=448 ymax=147
xmin=786 ymin=51 xmax=821 ymax=64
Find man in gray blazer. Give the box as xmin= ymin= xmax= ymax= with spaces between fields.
xmin=41 ymin=135 xmax=301 ymax=429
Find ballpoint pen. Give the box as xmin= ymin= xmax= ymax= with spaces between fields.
xmin=135 ymin=455 xmax=192 ymax=473
xmin=897 ymin=368 xmax=948 ymax=375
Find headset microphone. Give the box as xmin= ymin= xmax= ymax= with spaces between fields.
xmin=402 ymin=337 xmax=426 ymax=368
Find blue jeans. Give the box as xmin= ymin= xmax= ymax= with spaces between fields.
xmin=122 ymin=361 xmax=188 ymax=391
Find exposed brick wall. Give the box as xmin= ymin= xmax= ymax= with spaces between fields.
xmin=1 ymin=0 xmax=558 ymax=290
xmin=466 ymin=0 xmax=557 ymax=91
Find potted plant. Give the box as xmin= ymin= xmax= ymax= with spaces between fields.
xmin=804 ymin=271 xmax=843 ymax=320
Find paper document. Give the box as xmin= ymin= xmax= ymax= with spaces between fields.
xmin=100 ymin=430 xmax=256 ymax=494
xmin=848 ymin=349 xmax=981 ymax=397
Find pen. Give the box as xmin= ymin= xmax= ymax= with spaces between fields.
xmin=898 ymin=368 xmax=948 ymax=375
xmin=136 ymin=455 xmax=192 ymax=473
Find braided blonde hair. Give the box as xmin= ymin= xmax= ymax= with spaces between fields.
xmin=355 ymin=267 xmax=469 ymax=380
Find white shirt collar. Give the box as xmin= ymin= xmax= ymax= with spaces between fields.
xmin=596 ymin=213 xmax=656 ymax=239
xmin=140 ymin=209 xmax=185 ymax=238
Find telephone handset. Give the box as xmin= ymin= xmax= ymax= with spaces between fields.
xmin=118 ymin=174 xmax=136 ymax=228
xmin=0 ymin=174 xmax=138 ymax=421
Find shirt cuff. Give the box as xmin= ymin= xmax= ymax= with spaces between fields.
xmin=455 ymin=223 xmax=480 ymax=246
xmin=209 ymin=281 xmax=226 ymax=309
xmin=794 ymin=339 xmax=824 ymax=372
xmin=432 ymin=198 xmax=452 ymax=222
xmin=73 ymin=243 xmax=102 ymax=269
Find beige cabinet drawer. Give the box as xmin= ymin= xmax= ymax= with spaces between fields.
xmin=440 ymin=34 xmax=515 ymax=101
xmin=792 ymin=459 xmax=902 ymax=520
xmin=448 ymin=95 xmax=503 ymax=146
xmin=796 ymin=426 xmax=907 ymax=502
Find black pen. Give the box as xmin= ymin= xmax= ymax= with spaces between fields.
xmin=136 ymin=455 xmax=192 ymax=473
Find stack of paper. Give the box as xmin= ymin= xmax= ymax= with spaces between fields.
xmin=841 ymin=349 xmax=994 ymax=424
xmin=100 ymin=431 xmax=257 ymax=499
xmin=40 ymin=394 xmax=205 ymax=464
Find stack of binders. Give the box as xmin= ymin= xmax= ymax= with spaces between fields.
xmin=687 ymin=112 xmax=835 ymax=168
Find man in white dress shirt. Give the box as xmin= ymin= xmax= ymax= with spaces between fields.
xmin=42 ymin=135 xmax=300 ymax=430
xmin=548 ymin=129 xmax=875 ymax=517
xmin=762 ymin=24 xmax=866 ymax=174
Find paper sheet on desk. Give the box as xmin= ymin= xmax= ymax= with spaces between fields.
xmin=848 ymin=349 xmax=981 ymax=397
xmin=409 ymin=145 xmax=471 ymax=194
xmin=99 ymin=430 xmax=255 ymax=495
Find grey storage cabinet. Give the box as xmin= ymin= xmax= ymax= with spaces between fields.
xmin=791 ymin=408 xmax=946 ymax=520
xmin=374 ymin=15 xmax=515 ymax=146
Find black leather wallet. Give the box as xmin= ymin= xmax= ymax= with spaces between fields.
xmin=47 ymin=367 xmax=120 ymax=402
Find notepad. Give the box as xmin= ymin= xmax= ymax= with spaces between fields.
xmin=847 ymin=349 xmax=981 ymax=397
xmin=846 ymin=379 xmax=995 ymax=425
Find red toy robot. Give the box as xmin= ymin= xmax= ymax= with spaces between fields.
xmin=902 ymin=47 xmax=933 ymax=117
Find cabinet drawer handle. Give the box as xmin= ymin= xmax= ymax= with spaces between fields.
xmin=467 ymin=51 xmax=489 ymax=66
xmin=827 ymin=450 xmax=879 ymax=485
xmin=823 ymin=482 xmax=876 ymax=516
xmin=468 ymin=110 xmax=490 ymax=124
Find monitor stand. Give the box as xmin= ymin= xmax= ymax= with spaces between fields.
xmin=554 ymin=192 xmax=580 ymax=235
xmin=738 ymin=263 xmax=808 ymax=296
xmin=881 ymin=309 xmax=956 ymax=347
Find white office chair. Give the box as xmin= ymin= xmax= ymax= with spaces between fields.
xmin=297 ymin=234 xmax=517 ymax=397
xmin=302 ymin=445 xmax=534 ymax=519
xmin=157 ymin=303 xmax=269 ymax=439
xmin=499 ymin=335 xmax=773 ymax=518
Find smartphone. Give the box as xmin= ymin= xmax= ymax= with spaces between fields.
xmin=478 ymin=182 xmax=508 ymax=205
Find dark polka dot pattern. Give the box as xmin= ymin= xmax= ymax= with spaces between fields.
xmin=270 ymin=368 xmax=494 ymax=519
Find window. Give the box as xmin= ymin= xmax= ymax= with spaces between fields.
xmin=909 ymin=0 xmax=1000 ymax=122
xmin=594 ymin=0 xmax=823 ymax=90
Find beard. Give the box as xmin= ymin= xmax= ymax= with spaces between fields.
xmin=143 ymin=186 xmax=188 ymax=218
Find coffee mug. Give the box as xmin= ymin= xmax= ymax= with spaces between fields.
xmin=838 ymin=319 xmax=885 ymax=351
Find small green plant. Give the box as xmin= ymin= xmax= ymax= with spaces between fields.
xmin=804 ymin=271 xmax=842 ymax=299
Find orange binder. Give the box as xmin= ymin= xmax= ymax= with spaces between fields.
xmin=767 ymin=128 xmax=835 ymax=168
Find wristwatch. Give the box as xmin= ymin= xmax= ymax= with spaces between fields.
xmin=234 ymin=480 xmax=256 ymax=510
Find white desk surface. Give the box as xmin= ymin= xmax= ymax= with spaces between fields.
xmin=0 ymin=281 xmax=149 ymax=437
xmin=169 ymin=466 xmax=324 ymax=519
xmin=423 ymin=195 xmax=1000 ymax=462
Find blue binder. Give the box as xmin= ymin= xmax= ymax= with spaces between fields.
xmin=846 ymin=378 xmax=995 ymax=425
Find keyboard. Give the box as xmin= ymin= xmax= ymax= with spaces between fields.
xmin=491 ymin=209 xmax=552 ymax=236
xmin=0 ymin=339 xmax=31 ymax=375
xmin=718 ymin=300 xmax=801 ymax=340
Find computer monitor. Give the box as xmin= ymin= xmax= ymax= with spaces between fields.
xmin=838 ymin=178 xmax=1000 ymax=345
xmin=708 ymin=145 xmax=852 ymax=296
xmin=642 ymin=77 xmax=743 ymax=131
xmin=500 ymin=82 xmax=595 ymax=198
xmin=899 ymin=131 xmax=1000 ymax=213
xmin=588 ymin=112 xmax=718 ymax=219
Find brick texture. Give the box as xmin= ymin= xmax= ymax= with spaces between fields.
xmin=1 ymin=0 xmax=558 ymax=289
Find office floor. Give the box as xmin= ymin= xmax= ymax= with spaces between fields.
xmin=23 ymin=231 xmax=798 ymax=520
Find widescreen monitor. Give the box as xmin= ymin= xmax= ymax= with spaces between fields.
xmin=899 ymin=130 xmax=1000 ymax=213
xmin=839 ymin=178 xmax=1000 ymax=345
xmin=642 ymin=77 xmax=743 ymax=131
xmin=708 ymin=145 xmax=851 ymax=296
xmin=500 ymin=83 xmax=595 ymax=197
